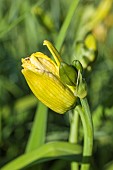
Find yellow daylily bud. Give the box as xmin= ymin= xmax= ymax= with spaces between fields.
xmin=21 ymin=41 xmax=77 ymax=114
xmin=84 ymin=34 xmax=96 ymax=51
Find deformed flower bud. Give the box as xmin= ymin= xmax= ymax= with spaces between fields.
xmin=22 ymin=40 xmax=77 ymax=114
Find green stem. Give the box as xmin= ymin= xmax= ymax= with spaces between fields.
xmin=69 ymin=110 xmax=79 ymax=143
xmin=55 ymin=0 xmax=80 ymax=50
xmin=69 ymin=109 xmax=80 ymax=170
xmin=76 ymin=98 xmax=93 ymax=170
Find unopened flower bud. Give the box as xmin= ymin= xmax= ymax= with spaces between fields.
xmin=22 ymin=41 xmax=77 ymax=114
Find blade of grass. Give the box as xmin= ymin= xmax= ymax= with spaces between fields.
xmin=1 ymin=142 xmax=82 ymax=170
xmin=25 ymin=102 xmax=48 ymax=152
xmin=55 ymin=0 xmax=79 ymax=50
xmin=0 ymin=14 xmax=27 ymax=39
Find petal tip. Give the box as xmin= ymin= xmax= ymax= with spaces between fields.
xmin=43 ymin=40 xmax=49 ymax=46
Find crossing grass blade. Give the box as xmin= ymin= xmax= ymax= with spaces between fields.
xmin=25 ymin=102 xmax=48 ymax=152
xmin=1 ymin=142 xmax=82 ymax=170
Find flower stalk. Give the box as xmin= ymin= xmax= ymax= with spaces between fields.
xmin=69 ymin=109 xmax=80 ymax=170
xmin=76 ymin=98 xmax=93 ymax=170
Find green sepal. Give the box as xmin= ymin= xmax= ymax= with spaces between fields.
xmin=59 ymin=62 xmax=78 ymax=86
xmin=74 ymin=72 xmax=87 ymax=99
xmin=72 ymin=60 xmax=83 ymax=73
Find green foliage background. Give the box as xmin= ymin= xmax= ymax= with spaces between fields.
xmin=0 ymin=0 xmax=113 ymax=169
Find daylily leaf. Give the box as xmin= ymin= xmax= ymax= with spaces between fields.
xmin=1 ymin=142 xmax=82 ymax=170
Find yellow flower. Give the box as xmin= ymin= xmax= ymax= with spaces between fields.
xmin=21 ymin=40 xmax=77 ymax=114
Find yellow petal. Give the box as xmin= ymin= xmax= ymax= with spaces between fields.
xmin=22 ymin=52 xmax=59 ymax=76
xmin=43 ymin=40 xmax=62 ymax=67
xmin=22 ymin=69 xmax=76 ymax=114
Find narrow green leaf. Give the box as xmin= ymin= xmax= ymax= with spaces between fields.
xmin=25 ymin=102 xmax=48 ymax=152
xmin=1 ymin=142 xmax=82 ymax=170
xmin=55 ymin=0 xmax=79 ymax=50
xmin=104 ymin=161 xmax=113 ymax=170
xmin=0 ymin=14 xmax=27 ymax=38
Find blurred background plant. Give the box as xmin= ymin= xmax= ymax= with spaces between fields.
xmin=0 ymin=0 xmax=113 ymax=170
